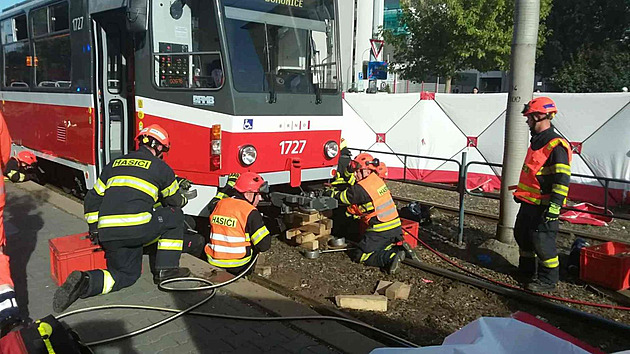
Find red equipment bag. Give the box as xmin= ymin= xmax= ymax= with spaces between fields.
xmin=0 ymin=315 xmax=92 ymax=354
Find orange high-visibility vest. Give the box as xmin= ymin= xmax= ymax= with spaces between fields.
xmin=205 ymin=198 xmax=255 ymax=266
xmin=356 ymin=173 xmax=399 ymax=224
xmin=514 ymin=138 xmax=572 ymax=206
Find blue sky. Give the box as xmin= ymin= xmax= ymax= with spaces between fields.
xmin=0 ymin=0 xmax=22 ymax=11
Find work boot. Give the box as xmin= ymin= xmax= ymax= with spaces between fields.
xmin=387 ymin=251 xmax=406 ymax=275
xmin=400 ymin=242 xmax=421 ymax=262
xmin=53 ymin=271 xmax=89 ymax=313
xmin=512 ymin=268 xmax=537 ymax=285
xmin=525 ymin=279 xmax=556 ymax=293
xmin=153 ymin=267 xmax=191 ymax=284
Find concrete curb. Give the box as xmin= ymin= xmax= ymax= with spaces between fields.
xmin=14 ymin=181 xmax=385 ymax=353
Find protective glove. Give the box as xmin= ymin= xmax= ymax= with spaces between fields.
xmin=346 ymin=160 xmax=359 ymax=174
xmin=0 ymin=286 xmax=20 ymax=326
xmin=545 ymin=202 xmax=561 ymax=223
xmin=226 ymin=173 xmax=240 ymax=187
xmin=176 ymin=177 xmax=192 ymax=191
xmin=88 ymin=230 xmax=99 ymax=245
xmin=322 ymin=189 xmax=337 ymax=198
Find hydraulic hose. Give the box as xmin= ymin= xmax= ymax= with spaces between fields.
xmin=57 ymin=254 xmax=419 ymax=348
xmin=403 ymin=258 xmax=630 ymax=334
xmin=406 ymin=227 xmax=630 ymax=311
xmin=59 ymin=304 xmax=418 ymax=348
xmin=400 ymin=228 xmax=630 ymax=333
xmin=56 ymin=255 xmax=260 ymax=346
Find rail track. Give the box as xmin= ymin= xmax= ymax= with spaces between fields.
xmin=392 ymin=195 xmax=629 ymax=244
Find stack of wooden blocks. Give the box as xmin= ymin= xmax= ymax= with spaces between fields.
xmin=284 ymin=211 xmax=333 ymax=251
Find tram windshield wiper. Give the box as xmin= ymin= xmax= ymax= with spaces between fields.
xmin=264 ymin=23 xmax=276 ymax=104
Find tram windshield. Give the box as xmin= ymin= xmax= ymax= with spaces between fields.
xmin=222 ymin=0 xmax=338 ymax=94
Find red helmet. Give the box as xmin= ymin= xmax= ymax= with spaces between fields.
xmin=349 ymin=153 xmax=380 ymax=172
xmin=376 ymin=162 xmax=388 ymax=178
xmin=234 ymin=172 xmax=268 ymax=193
xmin=522 ymin=97 xmax=558 ymax=117
xmin=136 ymin=124 xmax=171 ymax=151
xmin=16 ymin=151 xmax=37 ymax=165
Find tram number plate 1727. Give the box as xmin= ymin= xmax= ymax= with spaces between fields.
xmin=279 ymin=140 xmax=306 ymax=155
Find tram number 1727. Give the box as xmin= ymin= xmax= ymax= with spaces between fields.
xmin=279 ymin=140 xmax=307 ymax=155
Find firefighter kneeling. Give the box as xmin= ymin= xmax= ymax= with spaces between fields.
xmin=324 ymin=154 xmax=416 ymax=274
xmin=4 ymin=151 xmax=44 ymax=184
xmin=205 ymin=172 xmax=272 ymax=275
xmin=53 ymin=124 xmax=190 ymax=313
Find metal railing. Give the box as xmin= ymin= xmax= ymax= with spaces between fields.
xmin=351 ymin=148 xmax=630 ymax=245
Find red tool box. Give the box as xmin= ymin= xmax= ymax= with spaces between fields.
xmin=49 ymin=232 xmax=107 ymax=286
xmin=399 ymin=218 xmax=419 ymax=249
xmin=580 ymin=242 xmax=630 ymax=291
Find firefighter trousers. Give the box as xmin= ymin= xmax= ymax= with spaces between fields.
xmin=514 ymin=203 xmax=560 ymax=285
xmin=350 ymin=228 xmax=401 ymax=268
xmin=84 ymin=207 xmax=184 ymax=297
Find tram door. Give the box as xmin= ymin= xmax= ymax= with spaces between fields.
xmin=93 ymin=13 xmax=134 ymax=170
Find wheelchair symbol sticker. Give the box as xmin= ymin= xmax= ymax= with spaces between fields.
xmin=243 ymin=119 xmax=253 ymax=130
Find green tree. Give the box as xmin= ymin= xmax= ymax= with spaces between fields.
xmin=538 ymin=0 xmax=629 ymax=92
xmin=538 ymin=0 xmax=629 ymax=78
xmin=552 ymin=43 xmax=630 ymax=92
xmin=383 ymin=0 xmax=552 ymax=92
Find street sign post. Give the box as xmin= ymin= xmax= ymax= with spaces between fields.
xmin=369 ymin=39 xmax=384 ymax=61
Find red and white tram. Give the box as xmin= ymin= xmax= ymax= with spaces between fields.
xmin=0 ymin=0 xmax=342 ymax=216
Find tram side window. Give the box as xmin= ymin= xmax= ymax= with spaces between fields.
xmin=151 ymin=0 xmax=223 ymax=89
xmin=31 ymin=2 xmax=71 ymax=89
xmin=2 ymin=15 xmax=31 ymax=88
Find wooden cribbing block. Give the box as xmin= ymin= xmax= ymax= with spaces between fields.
xmin=286 ymin=228 xmax=302 ymax=239
xmin=299 ymin=223 xmax=328 ymax=235
xmin=321 ymin=218 xmax=333 ymax=230
xmin=374 ymin=280 xmax=393 ymax=295
xmin=385 ymin=282 xmax=411 ymax=300
xmin=296 ymin=232 xmax=317 ymax=244
xmin=300 ymin=240 xmax=319 ymax=250
xmin=335 ymin=295 xmax=388 ymax=312
xmin=294 ymin=212 xmax=321 ymax=224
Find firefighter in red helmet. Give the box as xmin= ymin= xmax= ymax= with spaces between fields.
xmin=513 ymin=97 xmax=572 ymax=292
xmin=205 ymin=172 xmax=272 ymax=275
xmin=53 ymin=124 xmax=190 ymax=313
xmin=324 ymin=153 xmax=415 ymax=274
xmin=4 ymin=150 xmax=44 ymax=184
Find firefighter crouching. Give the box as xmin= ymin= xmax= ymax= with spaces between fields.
xmin=513 ymin=97 xmax=572 ymax=293
xmin=4 ymin=151 xmax=44 ymax=184
xmin=324 ymin=153 xmax=409 ymax=274
xmin=205 ymin=172 xmax=272 ymax=276
xmin=53 ymin=124 xmax=190 ymax=313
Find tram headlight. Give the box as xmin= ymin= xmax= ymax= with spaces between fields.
xmin=239 ymin=145 xmax=257 ymax=166
xmin=324 ymin=141 xmax=339 ymax=159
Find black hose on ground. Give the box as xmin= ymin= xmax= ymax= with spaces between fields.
xmin=403 ymin=258 xmax=630 ymax=334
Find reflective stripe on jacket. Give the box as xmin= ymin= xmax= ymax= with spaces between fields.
xmin=514 ymin=138 xmax=572 ymax=206
xmin=206 ymin=198 xmax=255 ymax=268
xmin=356 ymin=173 xmax=401 ymax=232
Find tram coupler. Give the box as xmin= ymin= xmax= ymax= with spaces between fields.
xmin=268 ymin=192 xmax=338 ymax=214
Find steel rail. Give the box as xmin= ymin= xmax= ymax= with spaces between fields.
xmin=392 ymin=195 xmax=629 ymax=244
xmin=402 ymin=259 xmax=630 ymax=334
